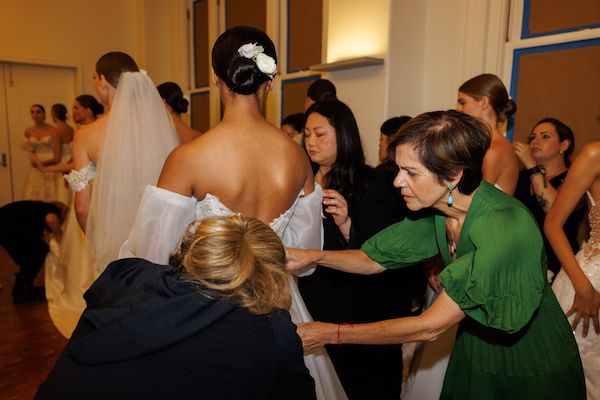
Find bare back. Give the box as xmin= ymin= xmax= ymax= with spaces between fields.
xmin=72 ymin=114 xmax=109 ymax=170
xmin=159 ymin=119 xmax=313 ymax=225
xmin=483 ymin=130 xmax=519 ymax=195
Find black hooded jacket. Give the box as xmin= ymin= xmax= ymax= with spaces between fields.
xmin=36 ymin=258 xmax=316 ymax=400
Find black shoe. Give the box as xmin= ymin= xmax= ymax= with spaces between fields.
xmin=12 ymin=285 xmax=46 ymax=304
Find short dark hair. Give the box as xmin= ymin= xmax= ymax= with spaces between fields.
xmin=31 ymin=104 xmax=45 ymax=113
xmin=532 ymin=117 xmax=575 ymax=166
xmin=76 ymin=95 xmax=104 ymax=117
xmin=51 ymin=104 xmax=68 ymax=121
xmin=96 ymin=51 xmax=139 ymax=88
xmin=380 ymin=116 xmax=411 ymax=137
xmin=305 ymin=100 xmax=366 ymax=195
xmin=281 ymin=113 xmax=305 ymax=132
xmin=307 ymin=79 xmax=337 ymax=102
xmin=388 ymin=110 xmax=491 ymax=195
xmin=212 ymin=26 xmax=277 ymax=95
xmin=157 ymin=82 xmax=189 ymax=114
xmin=459 ymin=74 xmax=516 ymax=122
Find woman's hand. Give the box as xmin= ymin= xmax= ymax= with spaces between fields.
xmin=323 ymin=189 xmax=351 ymax=240
xmin=285 ymin=247 xmax=319 ymax=272
xmin=297 ymin=322 xmax=337 ymax=350
xmin=513 ymin=141 xmax=536 ymax=169
xmin=29 ymin=153 xmax=41 ymax=168
xmin=568 ymin=282 xmax=600 ymax=336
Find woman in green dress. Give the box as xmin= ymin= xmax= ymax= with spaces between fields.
xmin=286 ymin=110 xmax=585 ymax=399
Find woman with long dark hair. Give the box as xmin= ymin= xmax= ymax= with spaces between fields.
xmin=300 ymin=99 xmax=414 ymax=399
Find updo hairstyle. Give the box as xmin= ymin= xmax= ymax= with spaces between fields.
xmin=212 ymin=26 xmax=277 ymax=95
xmin=459 ymin=73 xmax=516 ymax=122
xmin=157 ymin=82 xmax=189 ymax=114
xmin=51 ymin=104 xmax=68 ymax=121
xmin=96 ymin=51 xmax=139 ymax=88
xmin=388 ymin=110 xmax=491 ymax=195
xmin=76 ymin=95 xmax=104 ymax=118
xmin=169 ymin=216 xmax=290 ymax=315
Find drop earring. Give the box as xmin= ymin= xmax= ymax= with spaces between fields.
xmin=447 ymin=184 xmax=455 ymax=207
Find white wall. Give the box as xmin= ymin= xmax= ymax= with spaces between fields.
xmin=0 ymin=0 xmax=145 ymax=95
xmin=325 ymin=0 xmax=391 ymax=166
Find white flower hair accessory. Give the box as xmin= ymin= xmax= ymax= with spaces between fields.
xmin=237 ymin=42 xmax=277 ymax=78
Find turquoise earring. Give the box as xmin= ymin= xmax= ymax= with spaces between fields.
xmin=447 ymin=184 xmax=455 ymax=207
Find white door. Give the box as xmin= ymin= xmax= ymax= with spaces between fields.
xmin=0 ymin=62 xmax=76 ymax=206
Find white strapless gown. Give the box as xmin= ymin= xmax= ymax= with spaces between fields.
xmin=22 ymin=136 xmax=64 ymax=202
xmin=120 ymin=185 xmax=347 ymax=400
xmin=552 ymin=192 xmax=600 ymax=399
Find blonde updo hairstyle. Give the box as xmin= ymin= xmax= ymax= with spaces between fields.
xmin=171 ymin=216 xmax=291 ymax=315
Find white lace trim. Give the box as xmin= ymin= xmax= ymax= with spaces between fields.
xmin=64 ymin=162 xmax=96 ymax=192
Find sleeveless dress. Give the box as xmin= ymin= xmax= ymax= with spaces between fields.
xmin=22 ymin=136 xmax=60 ymax=201
xmin=552 ymin=191 xmax=600 ymax=399
xmin=120 ymin=185 xmax=348 ymax=400
xmin=45 ymin=162 xmax=96 ymax=338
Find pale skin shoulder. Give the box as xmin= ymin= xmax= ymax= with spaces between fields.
xmin=483 ymin=132 xmax=518 ymax=195
xmin=545 ymin=141 xmax=600 ymax=336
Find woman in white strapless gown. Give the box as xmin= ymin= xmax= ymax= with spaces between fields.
xmin=546 ymin=141 xmax=600 ymax=399
xmin=22 ymin=104 xmax=62 ymax=202
xmin=43 ymin=97 xmax=104 ymax=338
xmin=121 ymin=27 xmax=346 ymax=400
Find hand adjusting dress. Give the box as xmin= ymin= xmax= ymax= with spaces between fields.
xmin=362 ymin=181 xmax=585 ymax=399
xmin=120 ymin=184 xmax=348 ymax=400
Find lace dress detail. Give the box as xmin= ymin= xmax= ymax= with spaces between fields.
xmin=64 ymin=162 xmax=96 ymax=192
xmin=552 ymin=192 xmax=599 ymax=399
xmin=193 ymin=193 xmax=300 ymax=237
xmin=21 ymin=136 xmax=59 ymax=201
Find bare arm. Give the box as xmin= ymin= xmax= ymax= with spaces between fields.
xmin=72 ymin=130 xmax=92 ymax=231
xmin=545 ymin=142 xmax=600 ymax=336
xmin=298 ymin=290 xmax=464 ymax=349
xmin=157 ymin=146 xmax=193 ymax=196
xmin=286 ymin=248 xmax=385 ymax=275
xmin=513 ymin=141 xmax=559 ymax=212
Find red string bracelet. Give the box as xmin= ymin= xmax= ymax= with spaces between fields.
xmin=336 ymin=323 xmax=352 ymax=345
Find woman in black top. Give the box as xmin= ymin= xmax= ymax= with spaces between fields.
xmin=514 ymin=118 xmax=586 ymax=279
xmin=299 ymin=99 xmax=419 ymax=399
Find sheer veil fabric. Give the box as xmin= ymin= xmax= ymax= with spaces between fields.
xmin=87 ymin=71 xmax=179 ymax=274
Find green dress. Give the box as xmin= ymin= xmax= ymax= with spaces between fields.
xmin=361 ymin=181 xmax=585 ymax=399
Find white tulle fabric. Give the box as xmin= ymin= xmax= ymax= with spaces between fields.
xmin=552 ymin=192 xmax=600 ymax=399
xmin=119 ymin=184 xmax=347 ymax=400
xmin=86 ymin=71 xmax=179 ymax=274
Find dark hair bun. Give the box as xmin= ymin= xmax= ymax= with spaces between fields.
xmin=173 ymin=97 xmax=189 ymax=114
xmin=212 ymin=26 xmax=277 ymax=95
xmin=227 ymin=57 xmax=268 ymax=95
xmin=501 ymin=99 xmax=517 ymax=121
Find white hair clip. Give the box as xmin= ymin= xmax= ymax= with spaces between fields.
xmin=237 ymin=42 xmax=277 ymax=78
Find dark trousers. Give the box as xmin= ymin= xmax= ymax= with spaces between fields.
xmin=0 ymin=235 xmax=48 ymax=293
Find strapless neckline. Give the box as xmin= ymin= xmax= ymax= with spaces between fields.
xmin=195 ymin=192 xmax=303 ymax=237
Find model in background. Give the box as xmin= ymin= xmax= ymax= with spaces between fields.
xmin=22 ymin=104 xmax=62 ymax=201
xmin=546 ymin=141 xmax=600 ymax=399
xmin=457 ymin=73 xmax=519 ymax=195
xmin=157 ymin=81 xmax=202 ymax=144
xmin=513 ymin=118 xmax=585 ymax=280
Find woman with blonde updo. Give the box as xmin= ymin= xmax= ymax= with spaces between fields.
xmin=37 ymin=216 xmax=316 ymax=400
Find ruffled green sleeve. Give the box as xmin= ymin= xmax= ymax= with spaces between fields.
xmin=361 ymin=214 xmax=439 ymax=269
xmin=439 ymin=207 xmax=546 ymax=333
